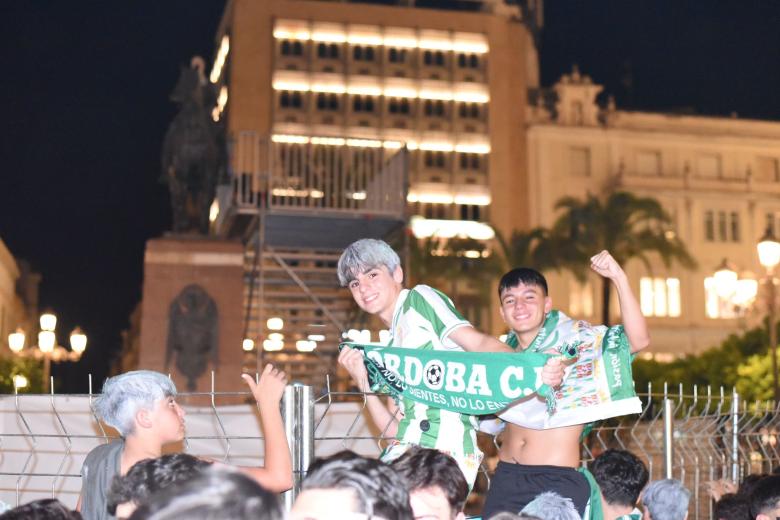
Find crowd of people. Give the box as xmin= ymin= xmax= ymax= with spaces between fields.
xmin=1 ymin=238 xmax=779 ymax=519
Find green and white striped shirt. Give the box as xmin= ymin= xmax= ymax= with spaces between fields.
xmin=385 ymin=285 xmax=479 ymax=456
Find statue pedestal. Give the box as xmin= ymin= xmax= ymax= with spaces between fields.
xmin=138 ymin=237 xmax=246 ymax=395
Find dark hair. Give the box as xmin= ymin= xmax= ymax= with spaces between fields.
xmin=498 ymin=268 xmax=548 ymax=297
xmin=738 ymin=473 xmax=767 ymax=497
xmin=488 ymin=514 xmax=541 ymax=520
xmin=128 ymin=467 xmax=283 ymax=520
xmin=390 ymin=447 xmax=468 ymax=513
xmin=589 ymin=449 xmax=649 ymax=507
xmin=713 ymin=494 xmax=750 ymax=520
xmin=0 ymin=499 xmax=82 ymax=520
xmin=107 ymin=453 xmax=212 ymax=513
xmin=749 ymin=475 xmax=780 ymax=518
xmin=303 ymin=451 xmax=413 ymax=520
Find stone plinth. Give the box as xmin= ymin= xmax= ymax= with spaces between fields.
xmin=139 ymin=237 xmax=245 ymax=394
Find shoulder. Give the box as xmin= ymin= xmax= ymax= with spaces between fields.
xmin=408 ymin=285 xmax=454 ymax=306
xmin=84 ymin=439 xmax=123 ymax=467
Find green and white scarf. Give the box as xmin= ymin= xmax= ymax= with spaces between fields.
xmin=340 ymin=342 xmax=562 ymax=415
xmin=487 ymin=309 xmax=643 ymax=430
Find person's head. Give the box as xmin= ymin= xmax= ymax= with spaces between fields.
xmin=338 ymin=239 xmax=404 ymax=322
xmin=520 ymin=492 xmax=579 ymax=520
xmin=390 ymin=447 xmax=468 ymax=520
xmin=487 ymin=514 xmax=541 ymax=520
xmin=292 ymin=450 xmax=413 ymax=520
xmin=497 ymin=268 xmax=551 ymax=339
xmin=128 ymin=467 xmax=283 ymax=520
xmin=0 ymin=499 xmax=81 ymax=520
xmin=589 ymin=449 xmax=649 ymax=508
xmin=713 ymin=494 xmax=749 ymax=520
xmin=94 ymin=370 xmax=184 ymax=440
xmin=738 ymin=473 xmax=767 ymax=497
xmin=641 ymin=479 xmax=690 ymax=520
xmin=107 ymin=453 xmax=212 ymax=518
xmin=749 ymin=475 xmax=780 ymax=520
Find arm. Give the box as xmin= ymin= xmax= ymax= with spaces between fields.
xmin=590 ymin=250 xmax=651 ymax=353
xmin=238 ymin=365 xmax=293 ymax=492
xmin=338 ymin=346 xmax=401 ymax=437
xmin=449 ymin=326 xmax=564 ymax=387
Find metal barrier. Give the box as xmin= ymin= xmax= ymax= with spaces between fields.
xmin=1 ymin=380 xmax=778 ymax=518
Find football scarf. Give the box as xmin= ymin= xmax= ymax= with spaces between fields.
xmin=485 ymin=309 xmax=643 ymax=430
xmin=339 ymin=342 xmax=566 ymax=415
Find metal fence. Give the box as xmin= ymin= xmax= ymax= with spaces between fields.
xmin=1 ymin=379 xmax=778 ymax=518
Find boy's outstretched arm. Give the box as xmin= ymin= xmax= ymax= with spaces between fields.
xmin=238 ymin=365 xmax=293 ymax=492
xmin=338 ymin=346 xmax=401 ymax=437
xmin=590 ymin=250 xmax=651 ymax=353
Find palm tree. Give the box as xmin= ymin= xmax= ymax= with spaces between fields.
xmin=551 ymin=191 xmax=696 ymax=325
xmin=494 ymin=226 xmax=565 ymax=274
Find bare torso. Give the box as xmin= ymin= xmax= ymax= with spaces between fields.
xmin=498 ymin=423 xmax=584 ymax=467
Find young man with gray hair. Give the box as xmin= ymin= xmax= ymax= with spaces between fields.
xmin=641 ymin=479 xmax=690 ymax=520
xmin=78 ymin=365 xmax=292 ymax=520
xmin=337 ymin=238 xmax=564 ymax=487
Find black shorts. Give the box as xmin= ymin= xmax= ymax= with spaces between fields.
xmin=481 ymin=461 xmax=590 ymax=518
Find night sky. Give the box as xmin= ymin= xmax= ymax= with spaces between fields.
xmin=2 ymin=1 xmax=780 ymax=392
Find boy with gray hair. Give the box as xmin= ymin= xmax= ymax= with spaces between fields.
xmin=79 ymin=365 xmax=292 ymax=520
xmin=520 ymin=492 xmax=581 ymax=520
xmin=337 ymin=238 xmax=564 ymax=487
xmin=641 ymin=479 xmax=690 ymax=520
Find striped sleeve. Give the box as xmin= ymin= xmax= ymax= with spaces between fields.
xmin=407 ymin=285 xmax=470 ymax=346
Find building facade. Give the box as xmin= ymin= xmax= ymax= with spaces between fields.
xmin=527 ymin=69 xmax=780 ymax=357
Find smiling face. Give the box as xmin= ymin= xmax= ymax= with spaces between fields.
xmin=499 ymin=282 xmax=552 ymax=348
xmin=347 ymin=265 xmax=404 ymax=326
xmin=148 ymin=395 xmax=186 ymax=443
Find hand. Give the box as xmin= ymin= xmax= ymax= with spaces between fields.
xmin=338 ymin=346 xmax=369 ymax=391
xmin=590 ymin=250 xmax=625 ymax=281
xmin=242 ymin=364 xmax=288 ymax=407
xmin=704 ymin=479 xmax=737 ymax=502
xmin=541 ymin=357 xmax=565 ymax=387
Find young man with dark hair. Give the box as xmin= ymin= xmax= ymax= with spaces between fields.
xmin=749 ymin=475 xmax=780 ymax=520
xmin=482 ymin=251 xmax=650 ymax=518
xmin=291 ymin=450 xmax=413 ymax=520
xmin=713 ymin=494 xmax=749 ymax=520
xmin=337 ymin=239 xmax=564 ymax=487
xmin=106 ymin=453 xmax=212 ymax=519
xmin=0 ymin=499 xmax=81 ymax=520
xmin=590 ymin=449 xmax=649 ymax=520
xmin=391 ymin=446 xmax=469 ymax=520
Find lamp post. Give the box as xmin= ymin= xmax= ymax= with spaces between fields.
xmin=6 ymin=312 xmax=87 ymax=392
xmin=757 ymin=228 xmax=780 ymax=402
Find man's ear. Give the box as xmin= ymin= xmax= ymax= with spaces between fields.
xmin=544 ymin=296 xmax=553 ymax=314
xmin=455 ymin=512 xmax=466 ymax=520
xmin=136 ymin=408 xmax=153 ymax=430
xmin=393 ymin=265 xmax=404 ymax=284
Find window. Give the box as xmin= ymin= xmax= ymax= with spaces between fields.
xmin=317 ymin=43 xmax=339 ymax=59
xmin=316 ymin=93 xmax=339 ymax=111
xmin=569 ymin=281 xmax=594 ymax=318
xmin=279 ymin=91 xmax=303 ymax=109
xmin=458 ymin=153 xmax=481 ymax=171
xmin=388 ymin=48 xmax=406 ymax=63
xmin=696 ymin=154 xmax=722 ymax=179
xmin=637 ymin=151 xmax=661 ymax=176
xmin=424 ymin=151 xmax=446 ymax=169
xmin=767 ymin=212 xmax=779 ymax=237
xmin=456 ymin=53 xmax=479 ymax=68
xmin=640 ymin=277 xmax=681 ymax=317
xmin=424 ymin=100 xmax=445 ymax=117
xmin=352 ymin=96 xmax=375 ymax=113
xmin=756 ymin=156 xmax=780 ymax=182
xmin=459 ymin=204 xmax=481 ymax=221
xmin=388 ymin=98 xmax=410 ymax=115
xmin=353 ymin=46 xmax=375 ymax=61
xmin=458 ymin=103 xmax=481 ymax=119
xmin=704 ymin=277 xmax=741 ymax=319
xmin=280 ymin=40 xmax=304 ymax=56
xmin=423 ymin=50 xmax=445 ymax=66
xmin=704 ymin=210 xmax=739 ymax=242
xmin=570 ymin=147 xmax=591 ymax=177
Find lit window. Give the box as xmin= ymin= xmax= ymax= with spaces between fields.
xmin=704 ymin=277 xmax=742 ymax=319
xmin=570 ymin=147 xmax=591 ymax=177
xmin=640 ymin=277 xmax=681 ymax=317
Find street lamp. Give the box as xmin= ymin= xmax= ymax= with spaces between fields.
xmin=6 ymin=313 xmax=87 ymax=392
xmin=757 ymin=227 xmax=780 ymax=402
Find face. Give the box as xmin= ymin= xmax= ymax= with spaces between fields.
xmin=499 ymin=282 xmax=552 ymax=342
xmin=347 ymin=265 xmax=403 ymax=325
xmin=115 ymin=501 xmax=136 ymax=520
xmin=409 ymin=487 xmax=462 ymax=520
xmin=757 ymin=502 xmax=780 ymax=520
xmin=290 ymin=488 xmax=363 ymax=520
xmin=149 ymin=395 xmax=186 ymax=443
